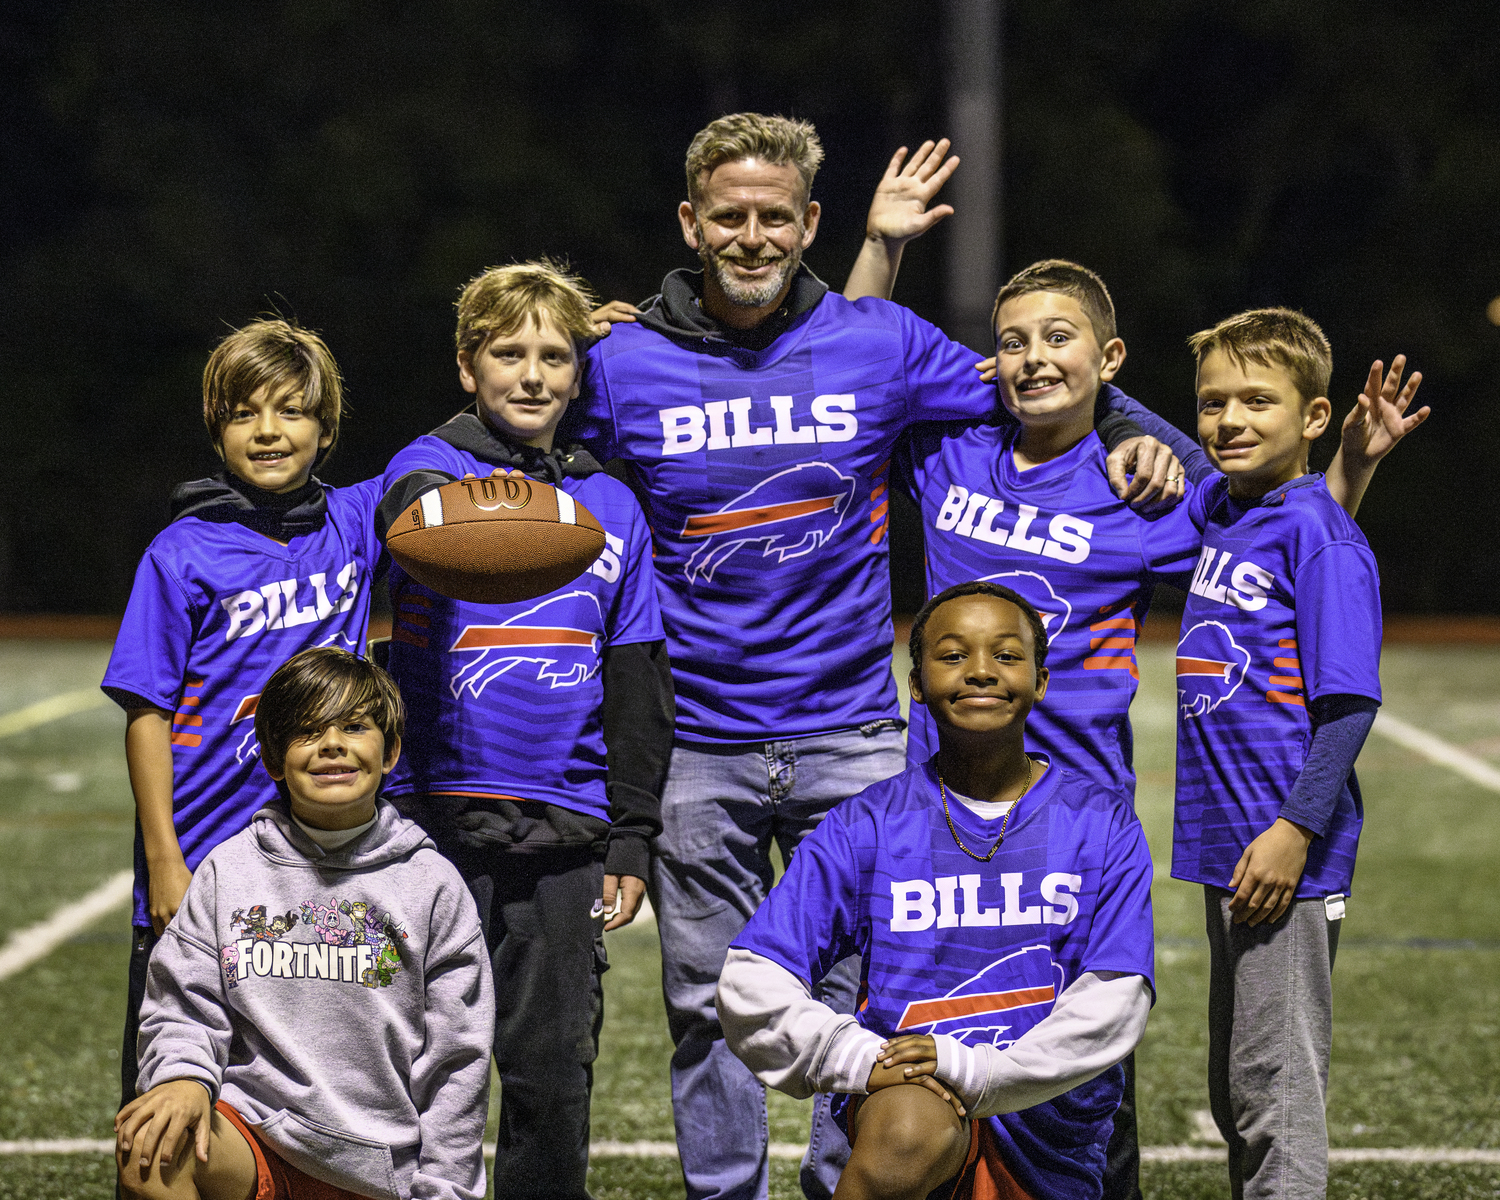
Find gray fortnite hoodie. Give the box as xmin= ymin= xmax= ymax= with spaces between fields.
xmin=136 ymin=798 xmax=493 ymax=1200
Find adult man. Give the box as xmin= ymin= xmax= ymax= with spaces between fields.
xmin=572 ymin=113 xmax=1172 ymax=1200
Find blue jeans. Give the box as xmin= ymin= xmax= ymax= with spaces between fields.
xmin=650 ymin=725 xmax=907 ymax=1200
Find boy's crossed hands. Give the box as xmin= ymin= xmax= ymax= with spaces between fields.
xmin=869 ymin=1033 xmax=967 ymax=1119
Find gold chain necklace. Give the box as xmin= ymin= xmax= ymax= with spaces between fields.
xmin=938 ymin=757 xmax=1033 ymax=863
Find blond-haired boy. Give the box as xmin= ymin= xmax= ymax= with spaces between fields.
xmin=1173 ymin=307 xmax=1421 ymax=1199
xmin=376 ymin=259 xmax=672 ymax=1200
xmin=102 ymin=318 xmax=388 ymax=1115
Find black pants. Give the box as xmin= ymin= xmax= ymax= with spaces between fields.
xmin=1103 ymin=1051 xmax=1142 ymax=1200
xmin=448 ymin=841 xmax=608 ymax=1200
xmin=120 ymin=925 xmax=161 ymax=1111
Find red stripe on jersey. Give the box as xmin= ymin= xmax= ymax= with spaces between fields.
xmin=1090 ymin=617 xmax=1136 ymax=631
xmin=1084 ymin=656 xmax=1139 ymax=679
xmin=393 ymin=627 xmax=429 ymax=649
xmin=1278 ymin=639 xmax=1297 ymax=648
xmin=431 ymin=789 xmax=531 ymax=801
xmin=1089 ymin=636 xmax=1136 ymax=651
xmin=231 ymin=695 xmax=260 ymax=724
xmin=1267 ymin=691 xmax=1306 ymax=706
xmin=1273 ymin=657 xmax=1300 ymax=670
xmin=170 ymin=731 xmax=202 ymax=747
xmin=177 ymin=696 xmax=200 ymax=707
xmin=1177 ymin=657 xmax=1233 ymax=679
xmin=185 ymin=678 xmax=205 ymax=689
xmin=1268 ymin=675 xmax=1304 ymax=688
xmin=172 ymin=713 xmax=203 ymax=727
xmin=869 ymin=499 xmax=889 ymax=523
xmin=451 ymin=626 xmax=594 ymax=651
xmin=681 ymin=495 xmax=841 ymax=538
xmin=897 ymin=985 xmax=1056 ymax=1029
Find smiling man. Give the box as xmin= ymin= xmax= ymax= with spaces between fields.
xmin=568 ymin=112 xmax=1194 ymax=1200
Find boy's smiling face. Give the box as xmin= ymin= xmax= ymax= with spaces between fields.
xmin=1196 ymin=347 xmax=1332 ymax=499
xmin=267 ymin=709 xmax=399 ymax=831
xmin=219 ymin=383 xmax=332 ymax=494
xmin=459 ymin=310 xmax=581 ymax=452
xmin=910 ymin=594 xmax=1049 ymax=739
xmin=995 ymin=291 xmax=1125 ymax=433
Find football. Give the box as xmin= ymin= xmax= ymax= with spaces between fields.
xmin=385 ymin=473 xmax=607 ymax=604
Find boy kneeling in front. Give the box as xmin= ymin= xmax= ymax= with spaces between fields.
xmin=116 ymin=648 xmax=493 ymax=1200
xmin=718 ymin=583 xmax=1155 ymax=1200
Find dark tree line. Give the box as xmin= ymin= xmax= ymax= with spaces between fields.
xmin=1 ymin=0 xmax=1496 ymax=613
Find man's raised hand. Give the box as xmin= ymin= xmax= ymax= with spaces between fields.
xmin=591 ymin=300 xmax=642 ymax=338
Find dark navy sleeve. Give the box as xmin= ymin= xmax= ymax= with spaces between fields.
xmin=1294 ymin=541 xmax=1383 ymax=704
xmin=100 ymin=549 xmax=198 ymax=712
xmin=1278 ymin=696 xmax=1378 ymax=837
xmin=1098 ymin=386 xmax=1215 ymax=484
xmin=733 ymin=812 xmax=863 ymax=989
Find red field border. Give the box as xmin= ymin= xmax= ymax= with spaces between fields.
xmin=2 ymin=613 xmax=1498 ymax=645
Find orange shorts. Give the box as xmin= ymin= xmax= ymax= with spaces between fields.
xmin=846 ymin=1095 xmax=1035 ymax=1200
xmin=215 ymin=1101 xmax=371 ymax=1200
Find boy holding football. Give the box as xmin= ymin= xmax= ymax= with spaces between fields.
xmin=101 ymin=319 xmax=388 ymax=1112
xmin=375 ymin=259 xmax=672 ymax=1200
xmin=717 ymin=581 xmax=1156 ymax=1200
xmin=117 ymin=647 xmax=493 ymax=1200
xmin=1173 ymin=309 xmax=1385 ymax=1199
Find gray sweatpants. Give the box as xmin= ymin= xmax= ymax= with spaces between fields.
xmin=1204 ymin=887 xmax=1343 ymax=1200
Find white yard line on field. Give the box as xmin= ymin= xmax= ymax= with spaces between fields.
xmin=0 ymin=870 xmax=134 ymax=981
xmin=1372 ymin=712 xmax=1500 ymax=794
xmin=4 ymin=1140 xmax=1499 ymax=1165
xmin=0 ymin=688 xmax=109 ymax=740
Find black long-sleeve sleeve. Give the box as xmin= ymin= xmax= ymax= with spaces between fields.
xmin=600 ymin=638 xmax=675 ymax=878
xmin=1279 ymin=693 xmax=1379 ymax=837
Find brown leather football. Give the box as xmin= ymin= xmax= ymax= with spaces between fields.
xmin=385 ymin=473 xmax=607 ymax=604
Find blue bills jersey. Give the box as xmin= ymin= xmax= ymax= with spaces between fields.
xmin=576 ymin=296 xmax=997 ymax=743
xmin=901 ymin=414 xmax=1202 ymax=791
xmin=380 ymin=437 xmax=663 ymax=820
xmin=1172 ymin=474 xmax=1382 ymax=897
xmin=735 ymin=759 xmax=1155 ymax=1200
xmin=101 ymin=481 xmax=385 ymax=927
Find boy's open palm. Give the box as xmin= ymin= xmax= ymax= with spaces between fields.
xmin=116 ymin=1078 xmax=212 ymax=1173
xmin=1228 ymin=817 xmax=1314 ymax=926
xmin=869 ymin=1033 xmax=966 ymax=1118
xmin=864 ymin=141 xmax=960 ymax=246
xmin=1342 ymin=356 xmax=1428 ymax=469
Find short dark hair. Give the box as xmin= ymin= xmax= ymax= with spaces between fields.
xmin=909 ymin=582 xmax=1050 ymax=675
xmin=992 ymin=259 xmax=1117 ymax=347
xmin=255 ymin=648 xmax=404 ymax=777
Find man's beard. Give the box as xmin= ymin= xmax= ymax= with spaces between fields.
xmin=699 ymin=238 xmax=802 ymax=309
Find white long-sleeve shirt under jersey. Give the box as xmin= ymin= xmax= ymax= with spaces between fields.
xmin=716 ymin=950 xmax=1150 ymax=1120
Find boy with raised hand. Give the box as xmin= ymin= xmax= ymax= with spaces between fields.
xmin=117 ymin=647 xmax=492 ymax=1200
xmin=1173 ymin=309 xmax=1392 ymax=1200
xmin=101 ymin=319 xmax=388 ymax=1113
xmin=895 ymin=260 xmax=1423 ymax=1199
xmin=374 ymin=260 xmax=671 ymax=1200
xmin=717 ymin=582 xmax=1156 ymax=1200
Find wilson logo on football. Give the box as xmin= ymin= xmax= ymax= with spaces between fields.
xmin=1176 ymin=620 xmax=1252 ymax=718
xmin=894 ymin=945 xmax=1062 ymax=1048
xmin=679 ymin=462 xmax=857 ymax=584
xmin=448 ymin=592 xmax=603 ymax=697
xmin=459 ymin=475 xmax=532 ymax=511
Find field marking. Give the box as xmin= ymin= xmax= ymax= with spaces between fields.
xmin=0 ymin=688 xmax=110 ymax=740
xmin=4 ymin=1140 xmax=1499 ymax=1165
xmin=1372 ymin=713 xmax=1500 ymax=793
xmin=0 ymin=870 xmax=134 ymax=981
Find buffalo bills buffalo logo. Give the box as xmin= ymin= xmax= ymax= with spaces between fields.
xmin=680 ymin=463 xmax=857 ymax=584
xmin=1176 ymin=620 xmax=1251 ymax=718
xmin=978 ymin=569 xmax=1073 ymax=639
xmin=895 ymin=944 xmax=1062 ymax=1048
xmin=448 ymin=591 xmax=603 ymax=698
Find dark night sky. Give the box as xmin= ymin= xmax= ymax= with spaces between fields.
xmin=2 ymin=0 xmax=1497 ymax=614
